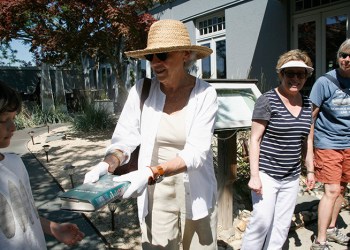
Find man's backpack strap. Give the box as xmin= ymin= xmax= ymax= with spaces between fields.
xmin=323 ymin=73 xmax=350 ymax=96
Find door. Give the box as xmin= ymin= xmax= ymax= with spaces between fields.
xmin=293 ymin=5 xmax=349 ymax=94
xmin=322 ymin=10 xmax=348 ymax=72
xmin=293 ymin=14 xmax=320 ymax=94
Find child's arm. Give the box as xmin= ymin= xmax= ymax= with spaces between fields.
xmin=40 ymin=217 xmax=84 ymax=246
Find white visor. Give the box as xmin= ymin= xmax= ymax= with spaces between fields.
xmin=277 ymin=60 xmax=314 ymax=75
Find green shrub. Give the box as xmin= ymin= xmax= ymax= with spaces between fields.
xmin=30 ymin=105 xmax=73 ymax=125
xmin=72 ymin=103 xmax=115 ymax=132
xmin=15 ymin=104 xmax=73 ymax=130
xmin=15 ymin=108 xmax=35 ymax=130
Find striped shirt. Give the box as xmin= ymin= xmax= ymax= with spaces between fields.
xmin=252 ymin=89 xmax=312 ymax=180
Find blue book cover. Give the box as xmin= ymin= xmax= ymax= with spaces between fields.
xmin=59 ymin=174 xmax=130 ymax=211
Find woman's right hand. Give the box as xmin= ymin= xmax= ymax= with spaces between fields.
xmin=113 ymin=167 xmax=153 ymax=199
xmin=248 ymin=175 xmax=263 ymax=195
xmin=83 ymin=162 xmax=109 ymax=183
xmin=112 ymin=167 xmax=153 ymax=198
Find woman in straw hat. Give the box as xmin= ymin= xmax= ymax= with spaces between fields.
xmin=84 ymin=19 xmax=218 ymax=249
xmin=241 ymin=49 xmax=315 ymax=250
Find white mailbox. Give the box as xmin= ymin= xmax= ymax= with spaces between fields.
xmin=208 ymin=80 xmax=262 ymax=131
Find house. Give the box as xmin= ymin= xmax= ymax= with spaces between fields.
xmin=139 ymin=0 xmax=350 ymax=93
xmin=138 ymin=0 xmax=350 ymax=230
xmin=2 ymin=0 xmax=349 ymax=113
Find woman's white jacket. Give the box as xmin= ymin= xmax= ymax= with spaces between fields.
xmin=106 ymin=77 xmax=218 ymax=224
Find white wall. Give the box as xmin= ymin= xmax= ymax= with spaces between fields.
xmin=225 ymin=0 xmax=288 ymax=91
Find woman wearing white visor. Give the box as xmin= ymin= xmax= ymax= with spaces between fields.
xmin=241 ymin=49 xmax=315 ymax=250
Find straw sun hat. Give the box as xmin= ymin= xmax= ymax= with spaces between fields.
xmin=125 ymin=19 xmax=213 ymax=60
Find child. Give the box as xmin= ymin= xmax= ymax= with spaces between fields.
xmin=0 ymin=80 xmax=84 ymax=249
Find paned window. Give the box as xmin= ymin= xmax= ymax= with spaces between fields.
xmin=295 ymin=0 xmax=343 ymax=12
xmin=198 ymin=16 xmax=225 ymax=36
xmin=197 ymin=14 xmax=226 ymax=79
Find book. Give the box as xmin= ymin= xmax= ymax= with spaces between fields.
xmin=59 ymin=174 xmax=130 ymax=212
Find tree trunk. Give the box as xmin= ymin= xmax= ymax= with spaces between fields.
xmin=54 ymin=68 xmax=67 ymax=112
xmin=111 ymin=64 xmax=129 ymax=113
xmin=81 ymin=53 xmax=90 ymax=90
xmin=41 ymin=63 xmax=55 ymax=112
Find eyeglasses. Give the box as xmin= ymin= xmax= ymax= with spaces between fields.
xmin=283 ymin=71 xmax=307 ymax=79
xmin=339 ymin=52 xmax=350 ymax=59
xmin=144 ymin=53 xmax=168 ymax=62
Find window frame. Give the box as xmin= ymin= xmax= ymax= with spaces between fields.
xmin=196 ymin=13 xmax=226 ymax=79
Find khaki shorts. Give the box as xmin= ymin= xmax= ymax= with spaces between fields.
xmin=314 ymin=148 xmax=350 ymax=184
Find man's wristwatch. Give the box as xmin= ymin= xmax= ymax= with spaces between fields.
xmin=148 ymin=166 xmax=165 ymax=185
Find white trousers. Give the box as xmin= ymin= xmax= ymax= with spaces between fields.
xmin=241 ymin=172 xmax=300 ymax=250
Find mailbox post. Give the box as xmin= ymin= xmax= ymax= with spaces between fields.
xmin=216 ymin=130 xmax=237 ymax=229
xmin=207 ymin=79 xmax=261 ymax=230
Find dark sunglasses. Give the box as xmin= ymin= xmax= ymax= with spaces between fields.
xmin=283 ymin=71 xmax=307 ymax=79
xmin=144 ymin=53 xmax=168 ymax=62
xmin=339 ymin=52 xmax=350 ymax=59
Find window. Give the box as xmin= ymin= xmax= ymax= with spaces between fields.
xmin=216 ymin=40 xmax=226 ymax=79
xmin=198 ymin=16 xmax=225 ymax=36
xmin=201 ymin=43 xmax=211 ymax=78
xmin=325 ymin=14 xmax=347 ymax=72
xmin=295 ymin=0 xmax=343 ymax=12
xmin=197 ymin=14 xmax=226 ymax=79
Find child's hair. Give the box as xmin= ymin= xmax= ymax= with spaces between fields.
xmin=0 ymin=80 xmax=22 ymax=114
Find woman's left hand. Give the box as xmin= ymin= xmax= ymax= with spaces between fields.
xmin=113 ymin=167 xmax=153 ymax=198
xmin=248 ymin=175 xmax=263 ymax=195
xmin=51 ymin=222 xmax=84 ymax=246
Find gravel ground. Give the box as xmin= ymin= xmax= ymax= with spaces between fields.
xmin=27 ymin=125 xmax=142 ymax=249
xmin=28 ymin=124 xmax=238 ymax=249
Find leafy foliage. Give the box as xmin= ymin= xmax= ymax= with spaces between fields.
xmin=15 ymin=107 xmax=35 ymax=129
xmin=0 ymin=1 xmax=166 ymax=66
xmin=15 ymin=104 xmax=72 ymax=130
xmin=72 ymin=103 xmax=115 ymax=132
xmin=0 ymin=0 xmax=169 ymax=105
xmin=236 ymin=130 xmax=251 ymax=182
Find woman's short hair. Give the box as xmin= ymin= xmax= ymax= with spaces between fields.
xmin=0 ymin=80 xmax=22 ymax=114
xmin=276 ymin=49 xmax=313 ymax=79
xmin=337 ymin=38 xmax=350 ymax=58
xmin=184 ymin=51 xmax=197 ymax=71
xmin=276 ymin=49 xmax=313 ymax=71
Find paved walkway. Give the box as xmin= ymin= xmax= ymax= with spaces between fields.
xmin=284 ymin=199 xmax=350 ymax=250
xmin=284 ymin=195 xmax=350 ymax=250
xmin=2 ymin=125 xmax=107 ymax=250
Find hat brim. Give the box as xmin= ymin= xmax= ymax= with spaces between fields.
xmin=277 ymin=60 xmax=314 ymax=74
xmin=125 ymin=45 xmax=213 ymax=60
